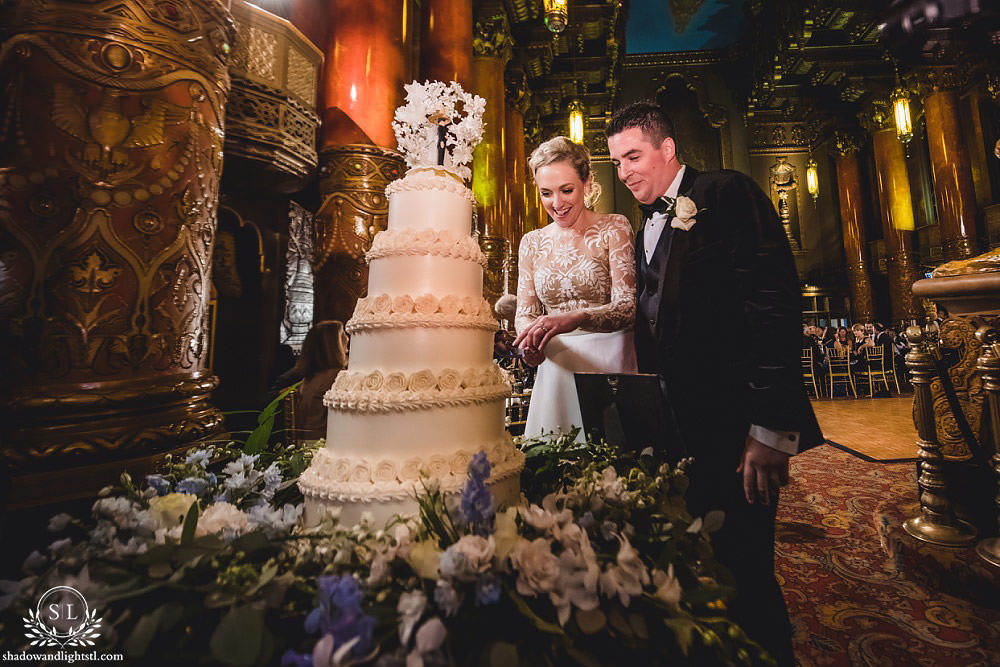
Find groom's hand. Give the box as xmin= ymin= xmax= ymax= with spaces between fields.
xmin=736 ymin=436 xmax=790 ymax=505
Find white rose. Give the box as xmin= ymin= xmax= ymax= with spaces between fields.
xmin=510 ymin=537 xmax=559 ymax=596
xmin=195 ymin=502 xmax=250 ymax=537
xmin=406 ymin=540 xmax=442 ymax=579
xmin=671 ymin=195 xmax=699 ymax=231
xmin=148 ymin=493 xmax=198 ymax=528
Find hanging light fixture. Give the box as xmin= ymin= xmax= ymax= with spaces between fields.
xmin=891 ymin=83 xmax=913 ymax=156
xmin=805 ymin=157 xmax=819 ymax=203
xmin=543 ymin=0 xmax=568 ymax=33
xmin=568 ymin=99 xmax=584 ymax=144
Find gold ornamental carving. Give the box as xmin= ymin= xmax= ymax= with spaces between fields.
xmin=929 ymin=318 xmax=984 ymax=460
xmin=473 ymin=14 xmax=512 ymax=61
xmin=833 ymin=129 xmax=863 ymax=157
xmin=225 ymin=0 xmax=322 ymax=188
xmin=312 ymin=145 xmax=404 ymax=324
xmin=858 ymin=97 xmax=895 ymax=134
xmin=480 ymin=235 xmax=507 ymax=314
xmin=0 ymin=0 xmax=233 ymax=473
xmin=887 ymin=252 xmax=923 ymax=322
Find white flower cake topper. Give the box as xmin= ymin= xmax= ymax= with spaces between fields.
xmin=392 ymin=80 xmax=486 ymax=181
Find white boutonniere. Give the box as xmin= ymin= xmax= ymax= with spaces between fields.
xmin=669 ymin=195 xmax=701 ymax=231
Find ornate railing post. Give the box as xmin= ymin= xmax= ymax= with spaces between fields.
xmin=903 ymin=326 xmax=978 ymax=545
xmin=974 ymin=326 xmax=1000 ymax=566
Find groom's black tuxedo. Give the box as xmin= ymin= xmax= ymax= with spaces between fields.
xmin=634 ymin=166 xmax=821 ymax=666
xmin=635 ymin=166 xmax=822 ymax=463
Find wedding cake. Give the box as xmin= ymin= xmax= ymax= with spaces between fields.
xmin=299 ymin=82 xmax=525 ymax=525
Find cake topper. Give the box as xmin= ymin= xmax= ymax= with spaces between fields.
xmin=392 ymin=81 xmax=486 ymax=181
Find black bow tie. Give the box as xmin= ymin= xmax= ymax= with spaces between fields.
xmin=639 ymin=196 xmax=672 ymax=220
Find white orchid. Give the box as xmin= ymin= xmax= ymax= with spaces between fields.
xmin=392 ymin=80 xmax=485 ymax=180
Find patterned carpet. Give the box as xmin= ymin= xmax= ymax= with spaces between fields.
xmin=777 ymin=445 xmax=1000 ymax=666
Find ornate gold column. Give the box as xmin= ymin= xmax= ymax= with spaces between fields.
xmin=504 ymin=71 xmax=528 ymax=294
xmin=420 ymin=0 xmax=472 ymax=87
xmin=911 ymin=63 xmax=981 ymax=260
xmin=313 ymin=146 xmax=404 ymax=325
xmin=863 ymin=100 xmax=923 ymax=324
xmin=319 ymin=0 xmax=404 ymax=149
xmin=470 ymin=14 xmax=510 ymax=307
xmin=833 ymin=131 xmax=876 ymax=323
xmin=312 ymin=0 xmax=407 ymax=324
xmin=0 ymin=0 xmax=233 ymax=500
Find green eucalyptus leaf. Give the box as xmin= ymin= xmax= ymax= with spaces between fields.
xmin=210 ymin=606 xmax=264 ymax=666
xmin=575 ymin=608 xmax=606 ymax=635
xmin=627 ymin=612 xmax=649 ymax=639
xmin=508 ymin=591 xmax=564 ymax=636
xmin=147 ymin=562 xmax=173 ymax=579
xmin=158 ymin=603 xmax=185 ymax=633
xmin=608 ymin=606 xmax=632 ymax=636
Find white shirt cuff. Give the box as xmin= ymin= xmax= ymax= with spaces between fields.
xmin=749 ymin=424 xmax=799 ymax=455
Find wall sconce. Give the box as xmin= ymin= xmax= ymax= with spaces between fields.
xmin=568 ymin=99 xmax=584 ymax=144
xmin=543 ymin=0 xmax=568 ymax=33
xmin=891 ymin=85 xmax=913 ymax=156
xmin=806 ymin=157 xmax=819 ymax=203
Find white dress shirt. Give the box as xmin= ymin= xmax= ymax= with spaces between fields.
xmin=641 ymin=165 xmax=799 ymax=455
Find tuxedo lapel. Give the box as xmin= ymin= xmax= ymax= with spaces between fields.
xmin=650 ymin=167 xmax=699 ymax=341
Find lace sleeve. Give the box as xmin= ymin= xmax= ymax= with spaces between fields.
xmin=515 ymin=232 xmax=542 ymax=335
xmin=580 ymin=216 xmax=636 ymax=333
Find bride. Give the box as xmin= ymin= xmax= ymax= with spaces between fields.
xmin=514 ymin=136 xmax=637 ymax=441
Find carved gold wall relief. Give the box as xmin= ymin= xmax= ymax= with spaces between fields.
xmin=313 ymin=144 xmax=404 ymax=325
xmin=0 ymin=0 xmax=234 ymax=476
xmin=480 ymin=235 xmax=507 ymax=311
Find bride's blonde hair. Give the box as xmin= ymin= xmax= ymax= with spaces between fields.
xmin=528 ymin=136 xmax=601 ymax=209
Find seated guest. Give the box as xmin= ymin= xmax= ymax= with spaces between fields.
xmin=822 ymin=326 xmax=837 ymax=350
xmin=833 ymin=326 xmax=854 ymax=355
xmin=295 ymin=320 xmax=349 ymax=441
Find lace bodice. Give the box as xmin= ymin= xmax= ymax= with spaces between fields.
xmin=515 ymin=214 xmax=636 ymax=334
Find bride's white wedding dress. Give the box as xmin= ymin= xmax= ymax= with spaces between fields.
xmin=515 ymin=214 xmax=637 ymax=442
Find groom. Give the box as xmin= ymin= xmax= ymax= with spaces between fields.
xmin=607 ymin=102 xmax=822 ymax=665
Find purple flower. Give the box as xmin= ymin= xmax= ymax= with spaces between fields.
xmin=467 ymin=451 xmax=491 ymax=482
xmin=475 ymin=574 xmax=501 ymax=607
xmin=176 ymin=477 xmax=209 ymax=496
xmin=304 ymin=575 xmax=375 ymax=658
xmin=145 ymin=474 xmax=170 ymax=496
xmin=460 ymin=480 xmax=495 ymax=534
xmin=460 ymin=450 xmax=495 ymax=534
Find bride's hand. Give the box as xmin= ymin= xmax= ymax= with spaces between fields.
xmin=521 ymin=348 xmax=545 ymax=367
xmin=514 ymin=312 xmax=586 ymax=353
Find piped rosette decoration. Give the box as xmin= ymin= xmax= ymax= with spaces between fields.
xmin=347 ymin=293 xmax=498 ymax=333
xmin=323 ymin=365 xmax=511 ymax=412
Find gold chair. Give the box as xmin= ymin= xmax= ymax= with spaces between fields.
xmin=861 ymin=344 xmax=899 ymax=394
xmin=827 ymin=348 xmax=857 ymax=398
xmin=801 ymin=347 xmax=821 ymax=398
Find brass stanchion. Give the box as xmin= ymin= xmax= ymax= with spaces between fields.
xmin=903 ymin=326 xmax=979 ymax=546
xmin=974 ymin=327 xmax=1000 ymax=566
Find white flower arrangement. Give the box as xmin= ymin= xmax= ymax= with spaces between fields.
xmin=392 ymin=80 xmax=486 ymax=181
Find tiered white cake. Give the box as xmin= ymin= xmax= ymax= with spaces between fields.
xmin=299 ymin=82 xmax=524 ymax=525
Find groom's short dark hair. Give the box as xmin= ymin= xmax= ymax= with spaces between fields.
xmin=606 ymin=101 xmax=676 ymax=148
